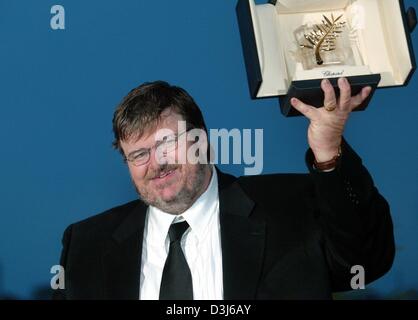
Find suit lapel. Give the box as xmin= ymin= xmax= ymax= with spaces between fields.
xmin=102 ymin=201 xmax=147 ymax=299
xmin=217 ymin=170 xmax=266 ymax=299
xmin=100 ymin=169 xmax=266 ymax=300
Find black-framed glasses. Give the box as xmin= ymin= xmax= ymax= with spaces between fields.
xmin=124 ymin=130 xmax=188 ymax=166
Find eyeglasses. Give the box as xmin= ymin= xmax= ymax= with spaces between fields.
xmin=124 ymin=130 xmax=188 ymax=166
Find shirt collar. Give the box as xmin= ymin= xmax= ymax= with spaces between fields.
xmin=148 ymin=165 xmax=219 ymax=244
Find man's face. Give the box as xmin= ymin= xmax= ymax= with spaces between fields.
xmin=120 ymin=109 xmax=211 ymax=214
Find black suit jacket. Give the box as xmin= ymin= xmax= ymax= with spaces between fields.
xmin=53 ymin=139 xmax=394 ymax=299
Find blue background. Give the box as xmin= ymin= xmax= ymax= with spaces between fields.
xmin=0 ymin=0 xmax=417 ymax=299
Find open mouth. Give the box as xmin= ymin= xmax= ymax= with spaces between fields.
xmin=152 ymin=168 xmax=177 ymax=181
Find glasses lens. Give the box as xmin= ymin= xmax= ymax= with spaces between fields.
xmin=132 ymin=151 xmax=149 ymax=166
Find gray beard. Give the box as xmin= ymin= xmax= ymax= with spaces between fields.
xmin=136 ymin=163 xmax=210 ymax=215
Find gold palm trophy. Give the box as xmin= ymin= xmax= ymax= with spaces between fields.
xmin=295 ymin=13 xmax=354 ymax=70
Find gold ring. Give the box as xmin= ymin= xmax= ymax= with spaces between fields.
xmin=324 ymin=104 xmax=336 ymax=112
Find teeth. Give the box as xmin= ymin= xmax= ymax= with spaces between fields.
xmin=158 ymin=170 xmax=173 ymax=179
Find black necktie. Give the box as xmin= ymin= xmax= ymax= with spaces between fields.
xmin=159 ymin=221 xmax=193 ymax=300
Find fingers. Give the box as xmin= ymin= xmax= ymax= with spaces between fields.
xmin=321 ymin=78 xmax=337 ymax=111
xmin=338 ymin=77 xmax=352 ymax=111
xmin=351 ymin=86 xmax=372 ymax=110
xmin=291 ymin=78 xmax=372 ymax=117
xmin=291 ymin=98 xmax=318 ymax=121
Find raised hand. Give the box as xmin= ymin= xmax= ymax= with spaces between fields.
xmin=290 ymin=77 xmax=372 ymax=163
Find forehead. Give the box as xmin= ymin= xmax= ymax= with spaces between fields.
xmin=157 ymin=109 xmax=184 ymax=130
xmin=121 ymin=109 xmax=184 ymax=151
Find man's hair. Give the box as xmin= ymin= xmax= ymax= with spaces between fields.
xmin=112 ymin=81 xmax=208 ymax=155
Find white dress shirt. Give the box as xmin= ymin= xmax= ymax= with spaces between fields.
xmin=139 ymin=167 xmax=223 ymax=300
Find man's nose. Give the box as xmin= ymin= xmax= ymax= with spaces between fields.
xmin=149 ymin=146 xmax=168 ymax=170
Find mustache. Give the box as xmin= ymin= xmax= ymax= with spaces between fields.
xmin=147 ymin=163 xmax=179 ymax=180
